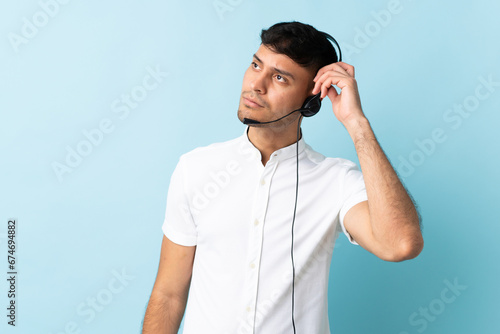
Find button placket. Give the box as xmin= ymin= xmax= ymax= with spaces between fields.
xmin=244 ymin=160 xmax=279 ymax=330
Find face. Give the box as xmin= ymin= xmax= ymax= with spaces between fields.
xmin=237 ymin=44 xmax=315 ymax=128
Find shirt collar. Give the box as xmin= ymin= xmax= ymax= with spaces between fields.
xmin=240 ymin=126 xmax=306 ymax=162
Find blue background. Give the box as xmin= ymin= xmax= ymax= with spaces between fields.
xmin=1 ymin=1 xmax=499 ymax=333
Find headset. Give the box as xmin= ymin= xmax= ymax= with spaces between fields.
xmin=242 ymin=33 xmax=342 ymax=334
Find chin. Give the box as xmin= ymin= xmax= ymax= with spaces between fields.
xmin=237 ymin=108 xmax=247 ymax=123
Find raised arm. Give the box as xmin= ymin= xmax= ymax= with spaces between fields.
xmin=312 ymin=61 xmax=423 ymax=262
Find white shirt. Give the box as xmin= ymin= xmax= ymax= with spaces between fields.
xmin=162 ymin=127 xmax=368 ymax=334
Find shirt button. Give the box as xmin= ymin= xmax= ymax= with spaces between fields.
xmin=250 ymin=263 xmax=255 ymax=269
xmin=260 ymin=179 xmax=265 ymax=185
xmin=246 ymin=306 xmax=251 ymax=312
xmin=254 ymin=219 xmax=259 ymax=226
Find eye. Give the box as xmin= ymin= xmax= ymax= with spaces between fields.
xmin=251 ymin=61 xmax=260 ymax=70
xmin=275 ymin=74 xmax=286 ymax=83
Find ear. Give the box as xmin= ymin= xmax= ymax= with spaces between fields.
xmin=306 ymin=80 xmax=315 ymax=97
xmin=306 ymin=69 xmax=317 ymax=96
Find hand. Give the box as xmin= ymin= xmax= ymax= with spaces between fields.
xmin=312 ymin=62 xmax=366 ymax=128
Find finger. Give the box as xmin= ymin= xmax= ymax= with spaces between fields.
xmin=326 ymin=86 xmax=338 ymax=100
xmin=313 ymin=64 xmax=337 ymax=82
xmin=321 ymin=83 xmax=329 ymax=99
xmin=312 ymin=71 xmax=345 ymax=94
xmin=313 ymin=66 xmax=327 ymax=82
xmin=315 ymin=69 xmax=348 ymax=89
xmin=313 ymin=78 xmax=333 ymax=96
xmin=313 ymin=76 xmax=332 ymax=96
xmin=324 ymin=74 xmax=357 ymax=94
xmin=314 ymin=74 xmax=346 ymax=96
xmin=319 ymin=77 xmax=339 ymax=99
xmin=325 ymin=62 xmax=353 ymax=78
xmin=314 ymin=66 xmax=342 ymax=82
xmin=314 ymin=63 xmax=353 ymax=82
xmin=320 ymin=75 xmax=355 ymax=99
xmin=336 ymin=62 xmax=355 ymax=77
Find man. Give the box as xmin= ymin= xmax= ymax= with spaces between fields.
xmin=142 ymin=21 xmax=423 ymax=334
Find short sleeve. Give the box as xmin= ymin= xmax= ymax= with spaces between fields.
xmin=338 ymin=162 xmax=368 ymax=245
xmin=161 ymin=156 xmax=198 ymax=246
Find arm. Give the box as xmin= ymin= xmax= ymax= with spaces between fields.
xmin=312 ymin=62 xmax=423 ymax=262
xmin=142 ymin=235 xmax=196 ymax=333
xmin=343 ymin=119 xmax=423 ymax=261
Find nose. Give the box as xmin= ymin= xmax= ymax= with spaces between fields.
xmin=250 ymin=71 xmax=267 ymax=94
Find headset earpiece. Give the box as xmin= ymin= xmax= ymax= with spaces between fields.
xmin=300 ymin=93 xmax=322 ymax=117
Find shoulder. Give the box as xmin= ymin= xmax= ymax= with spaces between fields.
xmin=177 ymin=134 xmax=244 ymax=171
xmin=303 ymin=143 xmax=360 ymax=173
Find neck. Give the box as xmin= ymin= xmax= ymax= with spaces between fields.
xmin=247 ymin=119 xmax=302 ymax=166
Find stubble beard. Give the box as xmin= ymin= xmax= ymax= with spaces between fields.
xmin=237 ymin=105 xmax=302 ymax=133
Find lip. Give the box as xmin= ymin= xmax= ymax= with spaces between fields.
xmin=243 ymin=97 xmax=264 ymax=108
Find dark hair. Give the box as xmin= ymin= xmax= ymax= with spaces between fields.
xmin=260 ymin=21 xmax=340 ymax=75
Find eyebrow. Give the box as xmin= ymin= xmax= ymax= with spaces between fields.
xmin=253 ymin=53 xmax=295 ymax=81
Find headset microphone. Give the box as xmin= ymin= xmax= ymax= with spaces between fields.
xmin=241 ymin=118 xmax=260 ymax=125
xmin=242 ymin=93 xmax=322 ymax=125
xmin=242 ymin=109 xmax=301 ymax=125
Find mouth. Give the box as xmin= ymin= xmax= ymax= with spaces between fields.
xmin=242 ymin=96 xmax=264 ymax=108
